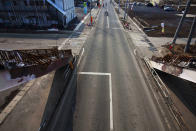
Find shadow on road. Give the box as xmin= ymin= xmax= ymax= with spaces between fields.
xmin=39 ymin=59 xmax=77 ymax=131
xmin=157 ymin=70 xmax=196 ymax=116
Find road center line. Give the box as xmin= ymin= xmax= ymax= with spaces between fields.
xmin=78 ymin=72 xmax=113 ymax=131
xmin=106 ymin=9 xmax=110 ymax=29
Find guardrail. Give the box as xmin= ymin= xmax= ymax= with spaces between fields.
xmin=144 ymin=57 xmax=189 ymax=131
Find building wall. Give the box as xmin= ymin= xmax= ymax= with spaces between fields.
xmin=48 ymin=0 xmax=75 ymax=24
xmin=0 ymin=0 xmax=75 ymax=29
xmin=60 ymin=0 xmax=75 ymax=23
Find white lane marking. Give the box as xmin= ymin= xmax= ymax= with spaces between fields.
xmin=16 ymin=41 xmax=24 ymax=43
xmin=77 ymin=48 xmax=85 ymax=66
xmin=107 ymin=13 xmax=110 ymax=28
xmin=78 ymin=72 xmax=110 ymax=75
xmin=107 ymin=16 xmax=110 ymax=28
xmin=134 ymin=49 xmax=137 ymax=56
xmin=78 ymin=72 xmax=113 ymax=131
xmin=111 ymin=28 xmax=123 ymax=30
xmin=109 ymin=73 xmax=113 ymax=131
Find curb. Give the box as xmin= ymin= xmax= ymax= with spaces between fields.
xmin=0 ymin=79 xmax=35 ymax=125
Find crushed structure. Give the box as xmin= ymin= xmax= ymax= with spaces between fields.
xmin=0 ymin=48 xmax=73 ymax=88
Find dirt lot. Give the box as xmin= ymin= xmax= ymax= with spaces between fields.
xmin=115 ymin=0 xmax=196 ymax=38
xmin=151 ymin=43 xmax=196 ymax=70
xmin=128 ymin=6 xmax=196 ymax=37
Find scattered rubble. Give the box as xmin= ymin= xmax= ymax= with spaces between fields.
xmin=120 ymin=18 xmax=132 ymax=30
xmin=0 ymin=47 xmax=73 ymax=79
xmin=151 ymin=44 xmax=196 ymax=69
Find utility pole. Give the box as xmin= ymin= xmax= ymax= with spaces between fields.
xmin=118 ymin=0 xmax=120 ymax=13
xmin=124 ymin=0 xmax=128 ymax=19
xmin=90 ymin=0 xmax=92 ymax=25
xmin=184 ymin=16 xmax=196 ymax=53
xmin=172 ymin=0 xmax=191 ymax=44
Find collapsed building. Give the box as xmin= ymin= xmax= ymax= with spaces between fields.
xmin=0 ymin=47 xmax=73 ymax=88
xmin=0 ymin=0 xmax=76 ymax=29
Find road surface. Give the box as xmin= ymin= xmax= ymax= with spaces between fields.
xmin=74 ymin=1 xmax=178 ymax=131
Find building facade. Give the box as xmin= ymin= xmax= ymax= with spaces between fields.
xmin=0 ymin=0 xmax=75 ymax=29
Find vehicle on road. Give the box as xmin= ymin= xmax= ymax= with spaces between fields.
xmin=105 ymin=10 xmax=109 ymax=16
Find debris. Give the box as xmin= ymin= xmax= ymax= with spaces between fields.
xmin=120 ymin=18 xmax=131 ymax=30
xmin=151 ymin=44 xmax=196 ymax=69
xmin=0 ymin=47 xmax=73 ymax=79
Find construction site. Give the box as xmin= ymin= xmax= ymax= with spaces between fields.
xmin=0 ymin=0 xmax=196 ymax=131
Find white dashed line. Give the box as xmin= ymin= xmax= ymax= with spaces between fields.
xmin=107 ymin=10 xmax=110 ymax=28
xmin=134 ymin=49 xmax=137 ymax=55
xmin=77 ymin=48 xmax=85 ymax=66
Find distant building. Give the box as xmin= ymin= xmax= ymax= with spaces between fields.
xmin=0 ymin=0 xmax=76 ymax=29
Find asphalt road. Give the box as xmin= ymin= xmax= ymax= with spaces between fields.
xmin=73 ymin=2 xmax=178 ymax=131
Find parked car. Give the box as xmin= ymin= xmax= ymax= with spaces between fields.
xmin=145 ymin=2 xmax=153 ymax=7
xmin=132 ymin=2 xmax=137 ymax=6
xmin=136 ymin=2 xmax=144 ymax=6
xmin=164 ymin=6 xmax=176 ymax=11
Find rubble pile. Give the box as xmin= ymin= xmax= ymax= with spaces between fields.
xmin=120 ymin=18 xmax=131 ymax=30
xmin=0 ymin=48 xmax=73 ymax=79
xmin=151 ymin=44 xmax=196 ymax=69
